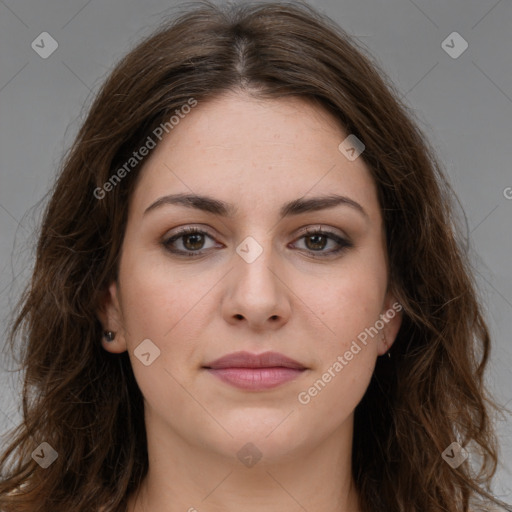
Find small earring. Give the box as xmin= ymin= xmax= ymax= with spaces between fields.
xmin=103 ymin=331 xmax=116 ymax=342
xmin=381 ymin=332 xmax=391 ymax=358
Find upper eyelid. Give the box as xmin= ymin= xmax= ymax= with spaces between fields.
xmin=165 ymin=224 xmax=348 ymax=241
xmin=163 ymin=225 xmax=350 ymax=251
xmin=162 ymin=229 xmax=351 ymax=262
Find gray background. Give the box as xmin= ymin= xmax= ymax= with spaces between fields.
xmin=0 ymin=0 xmax=511 ymax=499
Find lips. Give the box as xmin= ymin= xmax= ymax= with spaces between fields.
xmin=203 ymin=351 xmax=306 ymax=370
xmin=203 ymin=351 xmax=307 ymax=391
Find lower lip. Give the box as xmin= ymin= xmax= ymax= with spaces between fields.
xmin=205 ymin=367 xmax=305 ymax=390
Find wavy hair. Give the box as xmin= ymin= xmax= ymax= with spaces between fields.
xmin=0 ymin=1 xmax=509 ymax=510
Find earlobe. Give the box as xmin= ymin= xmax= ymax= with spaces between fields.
xmin=96 ymin=281 xmax=128 ymax=354
xmin=100 ymin=330 xmax=127 ymax=354
xmin=377 ymin=293 xmax=403 ymax=356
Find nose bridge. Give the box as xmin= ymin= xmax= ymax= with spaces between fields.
xmin=224 ymin=232 xmax=290 ymax=327
xmin=234 ymin=233 xmax=280 ymax=297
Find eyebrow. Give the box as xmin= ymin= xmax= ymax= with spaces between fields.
xmin=143 ymin=193 xmax=368 ymax=220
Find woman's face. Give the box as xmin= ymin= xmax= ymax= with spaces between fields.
xmin=100 ymin=91 xmax=401 ymax=464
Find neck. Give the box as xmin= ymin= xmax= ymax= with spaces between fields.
xmin=127 ymin=412 xmax=361 ymax=512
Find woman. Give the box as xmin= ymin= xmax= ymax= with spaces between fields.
xmin=0 ymin=1 xmax=509 ymax=511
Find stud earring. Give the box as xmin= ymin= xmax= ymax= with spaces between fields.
xmin=103 ymin=331 xmax=116 ymax=342
xmin=381 ymin=332 xmax=391 ymax=358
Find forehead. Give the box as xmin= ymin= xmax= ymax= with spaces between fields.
xmin=130 ymin=92 xmax=380 ymax=222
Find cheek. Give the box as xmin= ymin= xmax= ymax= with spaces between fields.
xmin=117 ymin=258 xmax=205 ymax=414
xmin=300 ymin=260 xmax=386 ymax=346
xmin=116 ymin=249 xmax=206 ymax=376
xmin=118 ymin=242 xmax=198 ymax=338
xmin=293 ymin=261 xmax=385 ymax=413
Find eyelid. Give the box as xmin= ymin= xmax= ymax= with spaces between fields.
xmin=162 ymin=225 xmax=219 ymax=251
xmin=162 ymin=224 xmax=353 ymax=259
xmin=290 ymin=226 xmax=353 ymax=257
xmin=163 ymin=223 xmax=348 ymax=241
xmin=294 ymin=224 xmax=348 ymax=239
xmin=165 ymin=225 xmax=218 ymax=241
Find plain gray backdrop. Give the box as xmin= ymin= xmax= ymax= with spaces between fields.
xmin=0 ymin=0 xmax=511 ymax=500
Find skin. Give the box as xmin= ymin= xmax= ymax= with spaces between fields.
xmin=97 ymin=91 xmax=402 ymax=512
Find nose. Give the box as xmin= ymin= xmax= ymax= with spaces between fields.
xmin=221 ymin=238 xmax=291 ymax=332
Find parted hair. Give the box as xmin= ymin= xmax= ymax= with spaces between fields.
xmin=0 ymin=1 xmax=508 ymax=511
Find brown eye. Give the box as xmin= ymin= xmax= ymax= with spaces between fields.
xmin=163 ymin=227 xmax=218 ymax=256
xmin=304 ymin=233 xmax=329 ymax=251
xmin=182 ymin=232 xmax=206 ymax=251
xmin=162 ymin=226 xmax=352 ymax=259
xmin=293 ymin=228 xmax=353 ymax=258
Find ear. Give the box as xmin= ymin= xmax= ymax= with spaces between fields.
xmin=376 ymin=290 xmax=403 ymax=356
xmin=96 ymin=281 xmax=128 ymax=354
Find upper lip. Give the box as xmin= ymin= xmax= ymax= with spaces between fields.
xmin=203 ymin=351 xmax=306 ymax=370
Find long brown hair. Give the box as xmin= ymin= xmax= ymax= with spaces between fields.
xmin=0 ymin=1 xmax=509 ymax=510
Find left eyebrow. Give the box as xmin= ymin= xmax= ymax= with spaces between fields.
xmin=143 ymin=193 xmax=369 ymax=220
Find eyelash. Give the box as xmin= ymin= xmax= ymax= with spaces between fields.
xmin=162 ymin=226 xmax=353 ymax=259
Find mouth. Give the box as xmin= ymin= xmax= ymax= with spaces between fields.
xmin=202 ymin=351 xmax=307 ymax=391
